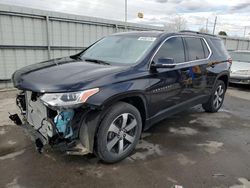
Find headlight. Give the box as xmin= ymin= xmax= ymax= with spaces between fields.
xmin=40 ymin=88 xmax=99 ymax=107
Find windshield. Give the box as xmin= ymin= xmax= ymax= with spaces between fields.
xmin=81 ymin=35 xmax=156 ymax=65
xmin=230 ymin=52 xmax=250 ymax=63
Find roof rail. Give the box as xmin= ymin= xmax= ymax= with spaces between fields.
xmin=179 ymin=30 xmax=217 ymax=37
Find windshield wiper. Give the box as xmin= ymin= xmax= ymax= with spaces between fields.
xmin=85 ymin=58 xmax=110 ymax=65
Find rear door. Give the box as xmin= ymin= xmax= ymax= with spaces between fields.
xmin=181 ymin=36 xmax=211 ymax=99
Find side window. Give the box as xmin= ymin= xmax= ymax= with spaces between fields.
xmin=154 ymin=37 xmax=185 ymax=64
xmin=211 ymin=38 xmax=229 ymax=57
xmin=185 ymin=37 xmax=206 ymax=61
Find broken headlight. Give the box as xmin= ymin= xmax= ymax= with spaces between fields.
xmin=40 ymin=88 xmax=99 ymax=108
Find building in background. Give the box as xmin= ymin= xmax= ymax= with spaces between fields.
xmin=0 ymin=4 xmax=250 ymax=89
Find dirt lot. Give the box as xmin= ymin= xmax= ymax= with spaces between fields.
xmin=0 ymin=85 xmax=250 ymax=188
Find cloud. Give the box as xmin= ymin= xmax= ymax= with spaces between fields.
xmin=0 ymin=0 xmax=250 ymax=37
xmin=177 ymin=0 xmax=227 ymax=13
xmin=155 ymin=0 xmax=168 ymax=3
xmin=150 ymin=0 xmax=183 ymax=4
xmin=230 ymin=1 xmax=250 ymax=12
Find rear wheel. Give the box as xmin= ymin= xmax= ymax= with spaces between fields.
xmin=96 ymin=102 xmax=142 ymax=163
xmin=202 ymin=80 xmax=226 ymax=113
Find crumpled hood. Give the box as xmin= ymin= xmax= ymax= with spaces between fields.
xmin=231 ymin=61 xmax=250 ymax=74
xmin=12 ymin=57 xmax=126 ymax=92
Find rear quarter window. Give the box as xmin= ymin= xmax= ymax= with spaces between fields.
xmin=210 ymin=38 xmax=229 ymax=57
xmin=185 ymin=37 xmax=207 ymax=61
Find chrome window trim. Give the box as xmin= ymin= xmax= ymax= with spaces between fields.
xmin=148 ymin=35 xmax=212 ymax=69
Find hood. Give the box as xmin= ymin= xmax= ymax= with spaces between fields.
xmin=13 ymin=57 xmax=126 ymax=92
xmin=231 ymin=61 xmax=250 ymax=73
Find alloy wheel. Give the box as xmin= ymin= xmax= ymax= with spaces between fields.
xmin=213 ymin=84 xmax=224 ymax=109
xmin=106 ymin=113 xmax=138 ymax=155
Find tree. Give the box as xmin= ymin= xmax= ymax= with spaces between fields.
xmin=164 ymin=15 xmax=187 ymax=32
xmin=218 ymin=31 xmax=227 ymax=36
xmin=199 ymin=27 xmax=210 ymax=33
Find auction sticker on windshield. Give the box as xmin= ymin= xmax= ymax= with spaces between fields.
xmin=138 ymin=37 xmax=156 ymax=41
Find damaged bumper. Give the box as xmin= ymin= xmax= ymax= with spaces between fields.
xmin=10 ymin=90 xmax=93 ymax=155
xmin=21 ymin=122 xmax=89 ymax=155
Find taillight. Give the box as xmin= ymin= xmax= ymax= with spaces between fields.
xmin=228 ymin=58 xmax=232 ymax=64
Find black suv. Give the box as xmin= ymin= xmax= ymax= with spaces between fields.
xmin=11 ymin=31 xmax=231 ymax=163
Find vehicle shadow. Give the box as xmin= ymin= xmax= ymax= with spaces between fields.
xmin=229 ymin=83 xmax=250 ymax=91
xmin=58 ymin=107 xmax=213 ymax=165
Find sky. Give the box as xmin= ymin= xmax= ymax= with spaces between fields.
xmin=0 ymin=0 xmax=250 ymax=37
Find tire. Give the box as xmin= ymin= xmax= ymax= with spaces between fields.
xmin=96 ymin=102 xmax=142 ymax=163
xmin=202 ymin=80 xmax=226 ymax=113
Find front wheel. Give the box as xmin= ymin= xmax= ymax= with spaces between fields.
xmin=96 ymin=102 xmax=142 ymax=163
xmin=202 ymin=80 xmax=226 ymax=113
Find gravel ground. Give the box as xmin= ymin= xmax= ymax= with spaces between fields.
xmin=0 ymin=85 xmax=250 ymax=188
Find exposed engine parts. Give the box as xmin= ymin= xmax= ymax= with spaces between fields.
xmin=54 ymin=110 xmax=74 ymax=138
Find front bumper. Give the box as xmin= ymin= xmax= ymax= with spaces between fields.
xmin=20 ymin=122 xmax=89 ymax=155
xmin=11 ymin=90 xmax=90 ymax=155
xmin=22 ymin=123 xmax=49 ymax=146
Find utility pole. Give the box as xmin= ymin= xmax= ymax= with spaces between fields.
xmin=206 ymin=18 xmax=208 ymax=33
xmin=125 ymin=0 xmax=127 ymax=29
xmin=243 ymin=26 xmax=246 ymax=37
xmin=213 ymin=16 xmax=217 ymax=35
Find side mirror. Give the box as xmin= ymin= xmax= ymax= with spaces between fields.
xmin=151 ymin=58 xmax=176 ymax=69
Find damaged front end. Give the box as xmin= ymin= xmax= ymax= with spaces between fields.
xmin=10 ymin=89 xmax=100 ymax=155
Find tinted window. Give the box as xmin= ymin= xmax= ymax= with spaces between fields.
xmin=154 ymin=37 xmax=185 ymax=63
xmin=185 ymin=37 xmax=205 ymax=61
xmin=211 ymin=38 xmax=228 ymax=56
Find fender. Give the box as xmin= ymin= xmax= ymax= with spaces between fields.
xmin=80 ymin=90 xmax=149 ymax=153
xmin=214 ymin=70 xmax=230 ymax=90
xmin=78 ymin=109 xmax=103 ymax=153
xmin=86 ymin=77 xmax=150 ymax=116
xmin=102 ymin=91 xmax=147 ymax=109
